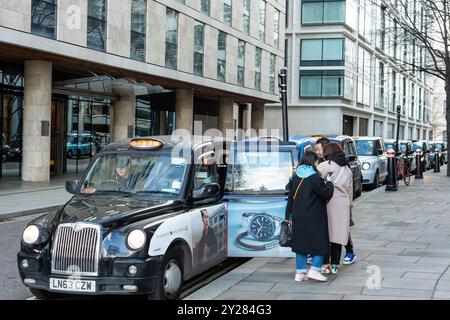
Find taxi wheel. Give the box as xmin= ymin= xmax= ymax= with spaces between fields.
xmin=149 ymin=247 xmax=184 ymax=300
xmin=29 ymin=288 xmax=58 ymax=300
xmin=370 ymin=171 xmax=379 ymax=190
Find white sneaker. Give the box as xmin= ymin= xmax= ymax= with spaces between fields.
xmin=295 ymin=273 xmax=308 ymax=282
xmin=307 ymin=269 xmax=328 ymax=282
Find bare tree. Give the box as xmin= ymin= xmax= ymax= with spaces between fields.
xmin=372 ymin=0 xmax=450 ymax=176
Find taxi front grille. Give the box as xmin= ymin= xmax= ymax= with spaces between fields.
xmin=51 ymin=223 xmax=101 ymax=276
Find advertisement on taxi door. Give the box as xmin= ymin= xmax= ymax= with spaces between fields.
xmin=226 ymin=197 xmax=294 ymax=257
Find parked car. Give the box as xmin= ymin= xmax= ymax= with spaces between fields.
xmin=18 ymin=136 xmax=231 ymax=300
xmin=67 ymin=133 xmax=101 ymax=158
xmin=435 ymin=142 xmax=448 ymax=165
xmin=412 ymin=140 xmax=432 ymax=170
xmin=354 ymin=137 xmax=388 ymax=190
xmin=327 ymin=135 xmax=363 ymax=199
xmin=1 ymin=133 xmax=9 ymax=163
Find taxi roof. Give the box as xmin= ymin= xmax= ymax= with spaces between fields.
xmin=353 ymin=136 xmax=383 ymax=141
xmin=101 ymin=135 xmax=229 ymax=153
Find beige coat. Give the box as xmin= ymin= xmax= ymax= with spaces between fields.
xmin=317 ymin=161 xmax=353 ymax=245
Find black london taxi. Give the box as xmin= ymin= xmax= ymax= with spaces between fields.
xmin=17 ymin=136 xmax=230 ymax=300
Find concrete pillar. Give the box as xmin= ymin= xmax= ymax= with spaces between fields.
xmin=22 ymin=61 xmax=52 ymax=182
xmin=112 ymin=87 xmax=136 ymax=142
xmin=251 ymin=103 xmax=265 ymax=134
xmin=175 ymin=89 xmax=194 ymax=133
xmin=218 ymin=97 xmax=235 ymax=136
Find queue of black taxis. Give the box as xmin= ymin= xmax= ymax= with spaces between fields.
xmin=17 ymin=136 xmax=230 ymax=300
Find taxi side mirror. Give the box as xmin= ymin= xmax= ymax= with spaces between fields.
xmin=193 ymin=183 xmax=221 ymax=201
xmin=65 ymin=180 xmax=79 ymax=194
xmin=348 ymin=155 xmax=357 ymax=162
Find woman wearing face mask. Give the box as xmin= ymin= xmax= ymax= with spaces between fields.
xmin=285 ymin=151 xmax=334 ymax=282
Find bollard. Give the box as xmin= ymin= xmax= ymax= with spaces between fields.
xmin=385 ymin=149 xmax=398 ymax=191
xmin=415 ymin=149 xmax=424 ymax=179
xmin=434 ymin=152 xmax=441 ymax=173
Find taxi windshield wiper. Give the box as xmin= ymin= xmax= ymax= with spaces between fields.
xmin=135 ymin=190 xmax=178 ymax=195
xmin=92 ymin=190 xmax=135 ymax=196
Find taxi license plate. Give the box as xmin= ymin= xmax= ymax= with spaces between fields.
xmin=49 ymin=278 xmax=96 ymax=293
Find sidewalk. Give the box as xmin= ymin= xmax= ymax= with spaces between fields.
xmin=186 ymin=166 xmax=450 ymax=300
xmin=0 ymin=175 xmax=76 ymax=221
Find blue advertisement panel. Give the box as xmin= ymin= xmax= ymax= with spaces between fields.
xmin=226 ymin=196 xmax=295 ymax=258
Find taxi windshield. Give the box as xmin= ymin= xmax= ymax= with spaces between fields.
xmin=225 ymin=150 xmax=293 ymax=194
xmin=355 ymin=140 xmax=375 ymax=156
xmin=400 ymin=143 xmax=408 ymax=154
xmin=80 ymin=153 xmax=188 ymax=196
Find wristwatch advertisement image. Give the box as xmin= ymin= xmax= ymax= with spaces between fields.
xmin=226 ymin=197 xmax=295 ymax=258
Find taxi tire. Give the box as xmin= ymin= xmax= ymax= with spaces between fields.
xmin=370 ymin=171 xmax=379 ymax=190
xmin=148 ymin=247 xmax=184 ymax=300
xmin=29 ymin=288 xmax=58 ymax=300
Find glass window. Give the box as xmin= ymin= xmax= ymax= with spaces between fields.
xmin=300 ymin=71 xmax=344 ymax=97
xmin=225 ymin=150 xmax=294 ymax=193
xmin=300 ymin=74 xmax=322 ymax=97
xmin=274 ymin=9 xmax=280 ymax=48
xmin=259 ymin=0 xmax=266 ymax=41
xmin=324 ymin=1 xmax=345 ymax=23
xmin=217 ymin=32 xmax=227 ymax=82
xmin=243 ymin=0 xmax=251 ymax=35
xmin=130 ymin=0 xmax=147 ymax=62
xmin=194 ymin=21 xmax=205 ymax=76
xmin=355 ymin=140 xmax=375 ymax=156
xmin=255 ymin=48 xmax=262 ymax=90
xmin=165 ymin=8 xmax=178 ymax=69
xmin=224 ymin=0 xmax=232 ymax=26
xmin=237 ymin=40 xmax=246 ymax=87
xmin=31 ymin=0 xmax=57 ymax=39
xmin=302 ymin=0 xmax=345 ymax=25
xmin=323 ymin=39 xmax=343 ymax=60
xmin=302 ymin=2 xmax=323 ymax=24
xmin=300 ymin=38 xmax=344 ymax=66
xmin=87 ymin=0 xmax=107 ymax=51
xmin=201 ymin=0 xmax=210 ymax=15
xmin=270 ymin=54 xmax=276 ymax=94
xmin=301 ymin=39 xmax=322 ymax=61
xmin=80 ymin=153 xmax=188 ymax=197
xmin=1 ymin=63 xmax=24 ymax=179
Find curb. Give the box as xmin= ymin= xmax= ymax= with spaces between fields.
xmin=0 ymin=205 xmax=63 ymax=222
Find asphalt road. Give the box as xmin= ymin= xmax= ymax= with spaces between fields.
xmin=0 ymin=214 xmax=40 ymax=300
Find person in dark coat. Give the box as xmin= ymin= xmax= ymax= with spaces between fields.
xmin=285 ymin=151 xmax=334 ymax=282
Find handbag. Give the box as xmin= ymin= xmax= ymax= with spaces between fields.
xmin=279 ymin=179 xmax=304 ymax=247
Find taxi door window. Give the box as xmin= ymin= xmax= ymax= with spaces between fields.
xmin=343 ymin=141 xmax=350 ymax=157
xmin=348 ymin=141 xmax=357 ymax=157
xmin=194 ymin=161 xmax=219 ymax=190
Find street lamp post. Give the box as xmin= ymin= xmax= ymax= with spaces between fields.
xmin=279 ymin=67 xmax=289 ymax=142
xmin=395 ymin=105 xmax=401 ymax=154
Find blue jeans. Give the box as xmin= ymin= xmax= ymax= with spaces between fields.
xmin=296 ymin=254 xmax=324 ymax=273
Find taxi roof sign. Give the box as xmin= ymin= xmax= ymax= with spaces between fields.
xmin=259 ymin=136 xmax=281 ymax=142
xmin=129 ymin=138 xmax=164 ymax=150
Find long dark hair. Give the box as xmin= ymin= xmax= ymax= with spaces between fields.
xmin=323 ymin=142 xmax=345 ymax=161
xmin=300 ymin=151 xmax=318 ymax=172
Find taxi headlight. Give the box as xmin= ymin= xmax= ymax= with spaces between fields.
xmin=22 ymin=225 xmax=40 ymax=245
xmin=126 ymin=229 xmax=146 ymax=250
xmin=362 ymin=162 xmax=371 ymax=170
